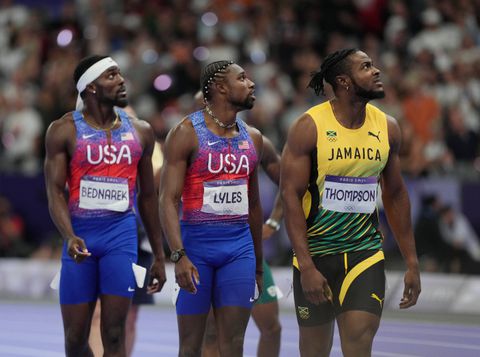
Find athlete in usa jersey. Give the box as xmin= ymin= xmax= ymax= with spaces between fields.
xmin=181 ymin=110 xmax=258 ymax=224
xmin=160 ymin=61 xmax=263 ymax=357
xmin=68 ymin=108 xmax=142 ymax=218
xmin=44 ymin=55 xmax=166 ymax=357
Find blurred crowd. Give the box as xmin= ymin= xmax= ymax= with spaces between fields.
xmin=0 ymin=0 xmax=479 ymax=273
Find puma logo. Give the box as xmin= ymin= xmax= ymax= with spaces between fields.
xmin=370 ymin=293 xmax=384 ymax=307
xmin=368 ymin=131 xmax=381 ymax=142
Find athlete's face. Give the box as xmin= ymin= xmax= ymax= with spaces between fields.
xmin=224 ymin=64 xmax=256 ymax=110
xmin=348 ymin=51 xmax=385 ymax=100
xmin=95 ymin=66 xmax=129 ymax=108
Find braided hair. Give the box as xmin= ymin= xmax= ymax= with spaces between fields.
xmin=200 ymin=60 xmax=235 ymax=101
xmin=308 ymin=48 xmax=358 ymax=96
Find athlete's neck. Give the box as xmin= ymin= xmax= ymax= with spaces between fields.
xmin=204 ymin=102 xmax=237 ymax=133
xmin=83 ymin=105 xmax=118 ymax=128
xmin=330 ymin=98 xmax=367 ymax=129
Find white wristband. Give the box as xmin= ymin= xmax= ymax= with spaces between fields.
xmin=265 ymin=218 xmax=280 ymax=231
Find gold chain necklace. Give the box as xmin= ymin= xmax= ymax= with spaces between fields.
xmin=84 ymin=114 xmax=119 ymax=131
xmin=204 ymin=106 xmax=236 ymax=129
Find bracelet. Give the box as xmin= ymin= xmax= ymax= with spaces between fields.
xmin=265 ymin=218 xmax=280 ymax=231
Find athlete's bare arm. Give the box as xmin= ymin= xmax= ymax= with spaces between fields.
xmin=245 ymin=126 xmax=264 ymax=293
xmin=261 ymin=136 xmax=280 ymax=185
xmin=281 ymin=113 xmax=330 ymax=305
xmin=44 ymin=114 xmax=91 ymax=262
xmin=381 ymin=115 xmax=421 ymax=308
xmin=131 ymin=118 xmax=167 ymax=293
xmin=260 ymin=136 xmax=283 ymax=239
xmin=159 ymin=118 xmax=200 ymax=293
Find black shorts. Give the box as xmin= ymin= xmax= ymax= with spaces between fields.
xmin=132 ymin=249 xmax=154 ymax=305
xmin=293 ymin=250 xmax=385 ymax=326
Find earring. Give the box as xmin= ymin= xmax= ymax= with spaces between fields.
xmin=346 ymin=86 xmax=349 ymax=91
xmin=92 ymin=90 xmax=96 ymax=94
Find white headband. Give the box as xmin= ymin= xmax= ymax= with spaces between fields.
xmin=75 ymin=57 xmax=119 ymax=110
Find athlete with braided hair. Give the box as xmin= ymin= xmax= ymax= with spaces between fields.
xmin=281 ymin=48 xmax=421 ymax=356
xmin=159 ymin=60 xmax=263 ymax=357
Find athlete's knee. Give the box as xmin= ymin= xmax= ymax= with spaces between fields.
xmin=64 ymin=329 xmax=92 ymax=357
xmin=299 ymin=336 xmax=331 ymax=357
xmin=258 ymin=318 xmax=281 ymax=340
xmin=102 ymin=324 xmax=125 ymax=352
xmin=217 ymin=334 xmax=244 ymax=357
xmin=340 ymin=324 xmax=377 ymax=357
xmin=179 ymin=345 xmax=202 ymax=357
xmin=203 ymin=326 xmax=218 ymax=346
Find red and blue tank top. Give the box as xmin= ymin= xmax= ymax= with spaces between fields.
xmin=181 ymin=110 xmax=258 ymax=224
xmin=67 ymin=109 xmax=143 ymax=218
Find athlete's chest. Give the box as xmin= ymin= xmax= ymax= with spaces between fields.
xmin=192 ymin=137 xmax=257 ymax=177
xmin=72 ymin=133 xmax=142 ymax=167
xmin=316 ymin=124 xmax=389 ymax=176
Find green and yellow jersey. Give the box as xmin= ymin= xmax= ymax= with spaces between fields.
xmin=301 ymin=101 xmax=390 ymax=257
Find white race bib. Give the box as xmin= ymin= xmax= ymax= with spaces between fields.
xmin=201 ymin=180 xmax=248 ymax=216
xmin=322 ymin=175 xmax=377 ymax=214
xmin=79 ymin=176 xmax=129 ymax=212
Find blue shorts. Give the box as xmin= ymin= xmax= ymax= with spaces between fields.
xmin=176 ymin=222 xmax=256 ymax=315
xmin=60 ymin=212 xmax=138 ymax=304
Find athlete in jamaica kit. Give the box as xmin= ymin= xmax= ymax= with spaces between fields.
xmin=159 ymin=61 xmax=263 ymax=357
xmin=281 ymin=49 xmax=421 ymax=357
xmin=44 ymin=55 xmax=166 ymax=357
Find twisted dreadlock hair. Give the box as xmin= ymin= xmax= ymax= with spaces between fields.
xmin=200 ymin=60 xmax=235 ymax=101
xmin=308 ymin=48 xmax=359 ymax=96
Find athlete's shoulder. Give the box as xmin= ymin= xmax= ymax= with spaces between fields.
xmin=46 ymin=112 xmax=75 ymax=136
xmin=305 ymin=101 xmax=330 ymax=116
xmin=244 ymin=121 xmax=262 ymax=140
xmin=165 ymin=116 xmax=195 ymax=143
xmin=366 ymin=103 xmax=388 ymax=117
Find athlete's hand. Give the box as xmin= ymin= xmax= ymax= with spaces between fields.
xmin=67 ymin=236 xmax=91 ymax=263
xmin=175 ymin=256 xmax=200 ymax=294
xmin=399 ymin=267 xmax=421 ymax=309
xmin=147 ymin=257 xmax=167 ymax=294
xmin=300 ymin=266 xmax=332 ymax=305
xmin=262 ymin=224 xmax=275 ymax=240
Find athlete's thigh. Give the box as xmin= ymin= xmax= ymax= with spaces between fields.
xmin=336 ymin=250 xmax=385 ymax=317
xmin=176 ymin=259 xmax=214 ymax=315
xmin=98 ymin=219 xmax=138 ymax=298
xmin=213 ymin=254 xmax=255 ymax=309
xmin=99 ymin=251 xmax=137 ymax=298
xmin=214 ymin=305 xmax=251 ymax=341
xmin=299 ymin=323 xmax=335 ymax=357
xmin=252 ymin=300 xmax=279 ymax=330
xmin=292 ymin=262 xmax=335 ymax=327
xmin=99 ymin=294 xmax=131 ymax=331
xmin=60 ymin=251 xmax=98 ymax=304
xmin=60 ymin=300 xmax=97 ymax=342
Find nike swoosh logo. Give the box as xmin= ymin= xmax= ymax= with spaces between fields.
xmin=208 ymin=140 xmax=221 ymax=146
xmin=82 ymin=133 xmax=96 ymax=139
xmin=249 ymin=297 xmax=255 ymax=302
xmin=128 ymin=287 xmax=135 ymax=292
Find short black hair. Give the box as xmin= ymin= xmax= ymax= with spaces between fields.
xmin=73 ymin=55 xmax=108 ymax=85
xmin=308 ymin=48 xmax=358 ymax=96
xmin=200 ymin=60 xmax=235 ymax=101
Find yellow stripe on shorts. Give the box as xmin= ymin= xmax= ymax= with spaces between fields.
xmin=339 ymin=250 xmax=384 ymax=306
